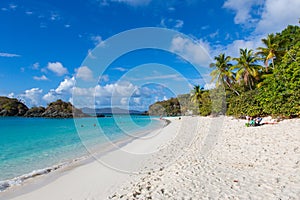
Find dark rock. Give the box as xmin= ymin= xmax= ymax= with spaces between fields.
xmin=24 ymin=106 xmax=45 ymax=117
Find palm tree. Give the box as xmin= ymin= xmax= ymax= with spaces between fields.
xmin=191 ymin=85 xmax=202 ymax=105
xmin=256 ymin=33 xmax=278 ymax=72
xmin=232 ymin=48 xmax=262 ymax=90
xmin=190 ymin=85 xmax=204 ymax=115
xmin=210 ymin=53 xmax=240 ymax=95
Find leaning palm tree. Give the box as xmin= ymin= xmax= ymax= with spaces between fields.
xmin=210 ymin=53 xmax=240 ymax=95
xmin=256 ymin=33 xmax=278 ymax=72
xmin=232 ymin=48 xmax=262 ymax=90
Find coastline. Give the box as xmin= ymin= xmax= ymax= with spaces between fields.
xmin=0 ymin=117 xmax=172 ymax=200
xmin=1 ymin=116 xmax=299 ymax=199
xmin=0 ymin=117 xmax=167 ymax=197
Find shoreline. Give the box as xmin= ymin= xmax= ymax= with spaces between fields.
xmin=1 ymin=116 xmax=299 ymax=199
xmin=0 ymin=117 xmax=168 ymax=196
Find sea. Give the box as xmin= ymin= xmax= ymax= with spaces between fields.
xmin=0 ymin=115 xmax=163 ymax=192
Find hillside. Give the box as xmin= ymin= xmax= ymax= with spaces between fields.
xmin=0 ymin=97 xmax=29 ymax=116
xmin=40 ymin=99 xmax=89 ymax=118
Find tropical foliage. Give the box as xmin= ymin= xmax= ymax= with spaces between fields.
xmin=232 ymin=48 xmax=262 ymax=90
xmin=149 ymin=25 xmax=300 ymax=118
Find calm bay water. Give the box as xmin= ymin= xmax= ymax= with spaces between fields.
xmin=0 ymin=116 xmax=161 ymax=185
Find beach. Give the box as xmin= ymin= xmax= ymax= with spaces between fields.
xmin=1 ymin=116 xmax=299 ymax=199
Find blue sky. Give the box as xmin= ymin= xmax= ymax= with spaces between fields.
xmin=0 ymin=0 xmax=299 ymax=110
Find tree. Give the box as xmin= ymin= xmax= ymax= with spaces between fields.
xmin=210 ymin=53 xmax=240 ymax=95
xmin=191 ymin=85 xmax=202 ymax=104
xmin=232 ymin=48 xmax=262 ymax=90
xmin=256 ymin=33 xmax=278 ymax=71
xmin=190 ymin=85 xmax=203 ymax=113
xmin=257 ymin=40 xmax=300 ymax=117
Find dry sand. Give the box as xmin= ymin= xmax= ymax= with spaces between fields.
xmin=1 ymin=116 xmax=299 ymax=200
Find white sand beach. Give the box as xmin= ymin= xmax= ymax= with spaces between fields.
xmin=1 ymin=116 xmax=299 ymax=200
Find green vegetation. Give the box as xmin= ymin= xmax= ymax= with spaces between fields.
xmin=149 ymin=98 xmax=181 ymax=116
xmin=149 ymin=25 xmax=300 ymax=118
xmin=0 ymin=97 xmax=28 ymax=116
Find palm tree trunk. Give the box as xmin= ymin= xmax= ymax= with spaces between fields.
xmin=225 ymin=81 xmax=240 ymax=96
xmin=265 ymin=60 xmax=269 ymax=72
xmin=248 ymin=79 xmax=252 ymax=90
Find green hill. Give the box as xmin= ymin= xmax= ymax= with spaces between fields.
xmin=0 ymin=97 xmax=28 ymax=116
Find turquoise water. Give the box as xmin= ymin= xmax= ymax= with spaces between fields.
xmin=0 ymin=116 xmax=162 ymax=189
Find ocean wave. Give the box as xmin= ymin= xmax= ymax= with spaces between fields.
xmin=0 ymin=157 xmax=86 ymax=193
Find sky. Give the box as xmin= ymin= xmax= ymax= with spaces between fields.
xmin=0 ymin=0 xmax=299 ymax=110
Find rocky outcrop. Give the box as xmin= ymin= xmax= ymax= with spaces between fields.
xmin=40 ymin=99 xmax=89 ymax=118
xmin=0 ymin=97 xmax=89 ymax=118
xmin=24 ymin=106 xmax=46 ymax=117
xmin=0 ymin=97 xmax=28 ymax=116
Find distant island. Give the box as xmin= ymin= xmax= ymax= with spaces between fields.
xmin=81 ymin=107 xmax=147 ymax=116
xmin=0 ymin=97 xmax=88 ymax=118
xmin=0 ymin=97 xmax=149 ymax=118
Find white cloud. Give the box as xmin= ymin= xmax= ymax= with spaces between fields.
xmin=25 ymin=11 xmax=33 ymax=15
xmin=21 ymin=88 xmax=43 ymax=106
xmin=0 ymin=52 xmax=20 ymax=57
xmin=72 ymin=81 xmax=141 ymax=108
xmin=76 ymin=66 xmax=93 ymax=81
xmin=87 ymin=49 xmax=97 ymax=59
xmin=47 ymin=62 xmax=68 ymax=76
xmin=168 ymin=7 xmax=175 ymax=11
xmin=90 ymin=35 xmax=105 ymax=46
xmin=113 ymin=67 xmax=127 ymax=72
xmin=216 ymin=37 xmax=263 ymax=58
xmin=111 ymin=0 xmax=151 ymax=6
xmin=7 ymin=93 xmax=14 ymax=98
xmin=33 ymin=75 xmax=48 ymax=81
xmin=55 ymin=77 xmax=75 ymax=94
xmin=174 ymin=20 xmax=184 ymax=29
xmin=42 ymin=77 xmax=75 ymax=102
xmin=99 ymin=74 xmax=109 ymax=82
xmin=133 ymin=97 xmax=141 ymax=104
xmin=255 ymin=0 xmax=300 ymax=34
xmin=120 ymin=97 xmax=128 ymax=105
xmin=204 ymin=83 xmax=216 ymax=90
xmin=32 ymin=62 xmax=40 ymax=70
xmin=170 ymin=36 xmax=212 ymax=67
xmin=223 ymin=0 xmax=299 ymax=35
xmin=9 ymin=4 xmax=17 ymax=10
xmin=73 ymin=82 xmax=139 ymax=99
xmin=223 ymin=0 xmax=264 ymax=24
xmin=209 ymin=30 xmax=219 ymax=39
xmin=160 ymin=18 xmax=184 ymax=30
xmin=215 ymin=0 xmax=299 ymax=62
xmin=104 ymin=81 xmax=138 ymax=97
xmin=50 ymin=13 xmax=60 ymax=21
xmin=42 ymin=90 xmax=56 ymax=102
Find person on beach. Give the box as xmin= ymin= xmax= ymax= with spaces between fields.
xmin=246 ymin=116 xmax=256 ymax=127
xmin=246 ymin=116 xmax=277 ymax=127
xmin=255 ymin=117 xmax=262 ymax=126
